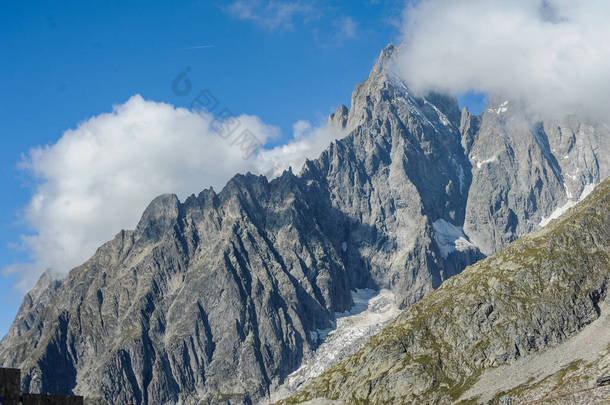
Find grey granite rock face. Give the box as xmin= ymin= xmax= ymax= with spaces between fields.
xmin=2 ymin=173 xmax=360 ymax=404
xmin=463 ymin=97 xmax=610 ymax=255
xmin=0 ymin=271 xmax=62 ymax=346
xmin=301 ymin=44 xmax=483 ymax=307
xmin=0 ymin=44 xmax=608 ymax=404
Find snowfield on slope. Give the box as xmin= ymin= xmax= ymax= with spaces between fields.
xmin=540 ymin=183 xmax=597 ymax=227
xmin=432 ymin=219 xmax=476 ymax=258
xmin=265 ymin=289 xmax=400 ymax=404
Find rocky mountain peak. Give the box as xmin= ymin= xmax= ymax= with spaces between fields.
xmin=0 ymin=270 xmax=62 ymax=346
xmin=342 ymin=43 xmax=411 ymax=131
xmin=135 ymin=193 xmax=181 ymax=241
xmin=370 ymin=43 xmax=397 ymax=77
xmin=328 ymin=104 xmax=348 ymax=129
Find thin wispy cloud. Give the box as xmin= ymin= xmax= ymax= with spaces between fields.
xmin=226 ymin=0 xmax=314 ymax=31
xmin=182 ymin=44 xmax=215 ymax=50
xmin=315 ymin=16 xmax=359 ymax=48
xmin=224 ymin=1 xmax=364 ymax=47
xmin=336 ymin=16 xmax=357 ymax=41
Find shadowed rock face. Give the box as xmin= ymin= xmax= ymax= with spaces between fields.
xmin=0 ymin=45 xmax=608 ymax=404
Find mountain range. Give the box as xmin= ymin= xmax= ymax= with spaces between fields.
xmin=0 ymin=44 xmax=608 ymax=404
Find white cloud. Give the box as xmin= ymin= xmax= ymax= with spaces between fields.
xmin=5 ymin=95 xmax=343 ymax=291
xmin=224 ymin=1 xmax=360 ymax=47
xmin=226 ymin=0 xmax=314 ymax=31
xmin=395 ymin=0 xmax=610 ymax=120
xmin=337 ymin=16 xmax=357 ymax=41
xmin=257 ymin=120 xmax=346 ymax=178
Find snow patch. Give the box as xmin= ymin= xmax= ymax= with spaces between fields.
xmin=540 ymin=202 xmax=575 ymax=228
xmin=487 ymin=101 xmax=509 ymax=114
xmin=450 ymin=156 xmax=466 ymax=193
xmin=428 ymin=101 xmax=451 ymax=126
xmin=457 ymin=163 xmax=466 ymax=192
xmin=432 ymin=219 xmax=475 ymax=259
xmin=580 ymin=183 xmax=597 ymax=199
xmin=564 ymin=184 xmax=573 ymax=199
xmin=472 ymin=156 xmax=497 ymax=169
xmin=267 ymin=289 xmax=400 ymax=403
xmin=539 ymin=183 xmax=597 ymax=227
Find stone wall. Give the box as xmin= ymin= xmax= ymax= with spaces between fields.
xmin=22 ymin=394 xmax=84 ymax=405
xmin=0 ymin=368 xmax=83 ymax=405
xmin=0 ymin=368 xmax=20 ymax=405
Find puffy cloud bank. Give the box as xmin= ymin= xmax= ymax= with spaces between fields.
xmin=7 ymin=95 xmax=343 ymax=291
xmin=396 ymin=0 xmax=610 ymax=120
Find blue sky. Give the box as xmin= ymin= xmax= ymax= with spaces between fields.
xmin=0 ymin=0 xmax=488 ymax=337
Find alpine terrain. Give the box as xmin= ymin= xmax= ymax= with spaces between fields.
xmin=279 ymin=176 xmax=610 ymax=405
xmin=0 ymin=45 xmax=608 ymax=404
